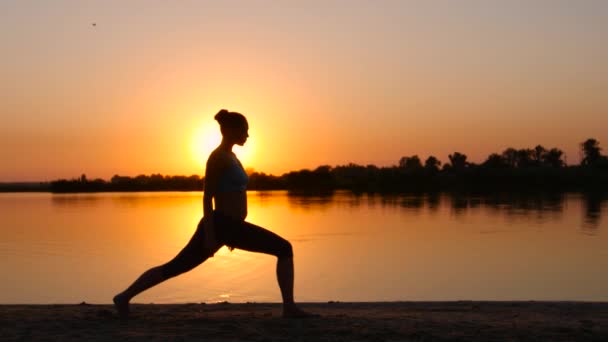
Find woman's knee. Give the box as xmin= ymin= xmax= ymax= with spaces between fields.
xmin=276 ymin=239 xmax=293 ymax=258
xmin=159 ymin=262 xmax=182 ymax=280
xmin=160 ymin=253 xmax=205 ymax=279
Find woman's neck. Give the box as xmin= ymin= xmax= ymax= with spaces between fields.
xmin=218 ymin=139 xmax=235 ymax=153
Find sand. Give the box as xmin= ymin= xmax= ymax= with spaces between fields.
xmin=1 ymin=301 xmax=607 ymax=341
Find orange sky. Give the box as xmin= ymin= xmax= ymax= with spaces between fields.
xmin=1 ymin=1 xmax=607 ymax=181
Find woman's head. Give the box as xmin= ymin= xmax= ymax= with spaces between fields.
xmin=215 ymin=109 xmax=249 ymax=146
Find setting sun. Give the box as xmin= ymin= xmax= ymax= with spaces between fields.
xmin=191 ymin=120 xmax=255 ymax=172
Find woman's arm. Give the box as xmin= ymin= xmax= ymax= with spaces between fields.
xmin=201 ymin=151 xmax=227 ymax=251
xmin=203 ymin=190 xmax=214 ymax=217
xmin=203 ymin=152 xmax=221 ymax=215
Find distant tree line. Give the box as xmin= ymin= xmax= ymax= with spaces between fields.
xmin=44 ymin=138 xmax=608 ymax=193
xmin=249 ymin=138 xmax=608 ymax=193
xmin=0 ymin=182 xmax=50 ymax=192
xmin=49 ymin=174 xmax=203 ymax=193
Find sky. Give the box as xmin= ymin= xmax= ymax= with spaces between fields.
xmin=1 ymin=0 xmax=607 ymax=181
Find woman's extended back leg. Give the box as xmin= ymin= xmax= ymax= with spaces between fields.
xmin=114 ymin=221 xmax=218 ymax=317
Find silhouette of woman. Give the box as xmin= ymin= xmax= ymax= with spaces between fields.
xmin=113 ymin=109 xmax=315 ymax=318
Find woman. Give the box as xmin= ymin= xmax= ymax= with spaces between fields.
xmin=113 ymin=109 xmax=315 ymax=318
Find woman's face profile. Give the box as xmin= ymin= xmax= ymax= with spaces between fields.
xmin=234 ymin=122 xmax=249 ymax=146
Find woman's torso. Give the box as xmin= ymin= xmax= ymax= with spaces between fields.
xmin=212 ymin=150 xmax=248 ymax=220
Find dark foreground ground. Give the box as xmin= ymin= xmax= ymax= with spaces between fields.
xmin=1 ymin=302 xmax=607 ymax=341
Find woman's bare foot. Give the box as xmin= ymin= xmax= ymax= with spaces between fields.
xmin=113 ymin=293 xmax=130 ymax=319
xmin=282 ymin=304 xmax=320 ymax=318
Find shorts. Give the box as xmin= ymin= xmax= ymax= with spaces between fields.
xmin=160 ymin=211 xmax=293 ymax=279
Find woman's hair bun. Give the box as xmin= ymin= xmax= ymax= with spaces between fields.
xmin=214 ymin=109 xmax=230 ymax=123
xmin=214 ymin=109 xmax=246 ymax=130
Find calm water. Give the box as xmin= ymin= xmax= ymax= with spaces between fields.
xmin=0 ymin=191 xmax=607 ymax=304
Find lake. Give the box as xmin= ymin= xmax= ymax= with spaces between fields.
xmin=0 ymin=191 xmax=606 ymax=304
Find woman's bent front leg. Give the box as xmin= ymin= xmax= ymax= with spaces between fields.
xmin=217 ymin=218 xmax=316 ymax=317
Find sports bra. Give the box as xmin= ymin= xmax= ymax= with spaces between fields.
xmin=216 ymin=152 xmax=248 ymax=193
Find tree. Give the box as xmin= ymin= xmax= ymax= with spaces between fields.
xmin=516 ymin=148 xmax=534 ymax=168
xmin=581 ymin=138 xmax=602 ymax=166
xmin=501 ymin=148 xmax=518 ymax=168
xmin=543 ymin=148 xmax=565 ymax=168
xmin=448 ymin=152 xmax=468 ymax=170
xmin=483 ymin=153 xmax=507 ymax=168
xmin=424 ymin=156 xmax=441 ymax=172
xmin=533 ymin=145 xmax=547 ymax=165
xmin=399 ymin=155 xmax=422 ymax=170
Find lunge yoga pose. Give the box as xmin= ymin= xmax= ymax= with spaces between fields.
xmin=113 ymin=109 xmax=315 ymax=318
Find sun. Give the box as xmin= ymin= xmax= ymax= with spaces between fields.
xmin=191 ymin=123 xmax=220 ymax=169
xmin=191 ymin=122 xmax=255 ymax=172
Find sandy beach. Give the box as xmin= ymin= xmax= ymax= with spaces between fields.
xmin=1 ymin=301 xmax=607 ymax=341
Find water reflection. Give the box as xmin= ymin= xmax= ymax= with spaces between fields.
xmin=51 ymin=192 xmax=202 ymax=209
xmin=286 ymin=190 xmax=335 ymax=211
xmin=449 ymin=194 xmax=469 ymax=215
xmin=426 ymin=192 xmax=440 ymax=212
xmin=51 ymin=194 xmax=105 ymax=208
xmin=49 ymin=191 xmax=606 ymax=230
xmin=582 ymin=192 xmax=607 ymax=233
xmin=252 ymin=191 xmax=275 ymax=207
xmin=480 ymin=193 xmax=564 ymax=213
xmin=283 ymin=191 xmax=604 ymax=230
